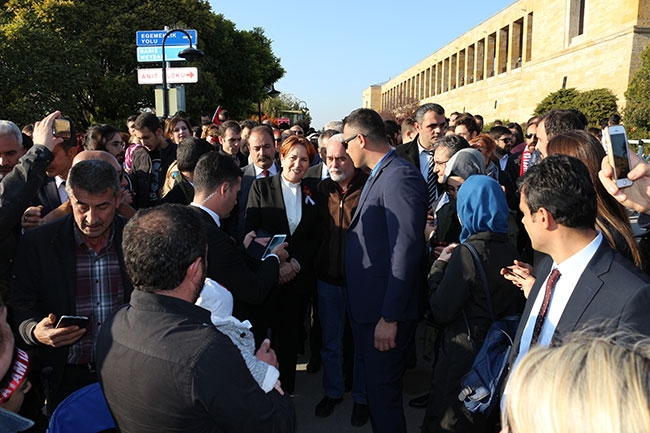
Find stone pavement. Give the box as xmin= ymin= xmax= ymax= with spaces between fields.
xmin=290 ymin=322 xmax=432 ymax=433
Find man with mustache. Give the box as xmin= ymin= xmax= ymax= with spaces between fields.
xmin=228 ymin=125 xmax=281 ymax=241
xmin=11 ymin=159 xmax=132 ymax=409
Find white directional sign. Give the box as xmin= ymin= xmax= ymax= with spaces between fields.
xmin=138 ymin=67 xmax=199 ymax=85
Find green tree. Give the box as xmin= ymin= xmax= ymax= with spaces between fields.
xmin=534 ymin=87 xmax=618 ymax=128
xmin=260 ymin=94 xmax=311 ymax=124
xmin=625 ymin=43 xmax=650 ymax=139
xmin=573 ymin=88 xmax=618 ymax=128
xmin=533 ymin=88 xmax=580 ymax=116
xmin=0 ymin=0 xmax=284 ymax=129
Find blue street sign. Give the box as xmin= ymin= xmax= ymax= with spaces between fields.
xmin=137 ymin=46 xmax=187 ymax=63
xmin=136 ymin=29 xmax=198 ymax=47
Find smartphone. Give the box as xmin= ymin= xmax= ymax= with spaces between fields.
xmin=55 ymin=315 xmax=89 ymax=329
xmin=604 ymin=126 xmax=633 ymax=188
xmin=53 ymin=118 xmax=71 ymax=139
xmin=262 ymin=234 xmax=287 ymax=259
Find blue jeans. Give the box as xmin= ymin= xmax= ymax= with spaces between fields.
xmin=317 ymin=279 xmax=366 ymax=403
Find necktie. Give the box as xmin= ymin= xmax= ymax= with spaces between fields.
xmin=262 ymin=169 xmax=270 ymax=178
xmin=530 ymin=268 xmax=561 ymax=345
xmin=426 ymin=150 xmax=438 ymax=210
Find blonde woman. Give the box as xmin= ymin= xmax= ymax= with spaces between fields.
xmin=502 ymin=332 xmax=650 ymax=433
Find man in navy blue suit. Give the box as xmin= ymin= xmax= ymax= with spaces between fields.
xmin=342 ymin=108 xmax=427 ymax=433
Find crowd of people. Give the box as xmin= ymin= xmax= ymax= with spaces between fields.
xmin=1 ymin=102 xmax=650 ymax=433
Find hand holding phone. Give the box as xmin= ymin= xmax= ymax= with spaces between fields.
xmin=603 ymin=126 xmax=633 ymax=188
xmin=262 ymin=234 xmax=287 ymax=259
xmin=55 ymin=315 xmax=89 ymax=329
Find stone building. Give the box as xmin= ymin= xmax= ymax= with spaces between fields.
xmin=363 ymin=0 xmax=650 ymax=122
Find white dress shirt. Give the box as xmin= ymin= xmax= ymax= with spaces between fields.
xmin=280 ymin=176 xmax=301 ymax=235
xmin=254 ymin=164 xmax=278 ymax=178
xmin=417 ymin=141 xmax=433 ymax=180
xmin=514 ymin=232 xmax=603 ymax=367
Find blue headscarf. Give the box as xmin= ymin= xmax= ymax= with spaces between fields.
xmin=456 ymin=175 xmax=509 ymax=243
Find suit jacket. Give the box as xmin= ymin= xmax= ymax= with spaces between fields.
xmin=192 ymin=207 xmax=279 ymax=320
xmin=510 ymin=240 xmax=650 ymax=363
xmin=226 ymin=162 xmax=282 ymax=242
xmin=0 ymin=145 xmax=53 ymax=292
xmin=11 ymin=213 xmax=132 ymax=394
xmin=245 ymin=173 xmax=320 ymax=294
xmin=32 ymin=176 xmax=62 ymax=216
xmin=395 ymin=138 xmax=420 ymax=169
xmin=395 ymin=136 xmax=444 ymax=200
xmin=345 ymin=151 xmax=427 ymax=324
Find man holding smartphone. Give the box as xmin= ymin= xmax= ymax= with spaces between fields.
xmin=11 ymin=156 xmax=132 ymax=408
xmin=190 ymin=152 xmax=290 ymax=345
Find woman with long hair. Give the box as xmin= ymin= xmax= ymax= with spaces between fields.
xmin=547 ymin=130 xmax=642 ymax=269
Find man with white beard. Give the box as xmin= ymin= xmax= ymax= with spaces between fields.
xmin=313 ymin=133 xmax=370 ymax=427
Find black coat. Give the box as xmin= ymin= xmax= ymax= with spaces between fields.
xmin=426 ymin=232 xmax=525 ymax=432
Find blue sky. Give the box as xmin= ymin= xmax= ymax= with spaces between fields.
xmin=208 ymin=1 xmax=515 ymax=129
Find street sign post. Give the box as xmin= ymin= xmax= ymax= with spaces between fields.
xmin=138 ymin=67 xmax=199 ymax=85
xmin=136 ymin=30 xmax=197 ymax=47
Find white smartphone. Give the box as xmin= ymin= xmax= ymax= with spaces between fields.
xmin=604 ymin=125 xmax=633 ymax=188
xmin=262 ymin=234 xmax=287 ymax=259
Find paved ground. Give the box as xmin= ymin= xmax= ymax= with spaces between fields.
xmin=291 ymin=323 xmax=432 ymax=433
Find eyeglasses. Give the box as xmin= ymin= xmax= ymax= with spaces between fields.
xmin=498 ymin=137 xmax=513 ymax=143
xmin=526 ymin=133 xmax=537 ymax=139
xmin=342 ymin=133 xmax=366 ymax=149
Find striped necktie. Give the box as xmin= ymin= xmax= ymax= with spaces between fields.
xmin=426 ymin=150 xmax=438 ymax=210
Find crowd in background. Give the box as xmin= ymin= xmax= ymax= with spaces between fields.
xmin=2 ymin=102 xmax=650 ymax=433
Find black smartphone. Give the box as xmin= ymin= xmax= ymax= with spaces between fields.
xmin=53 ymin=118 xmax=71 ymax=139
xmin=55 ymin=315 xmax=89 ymax=329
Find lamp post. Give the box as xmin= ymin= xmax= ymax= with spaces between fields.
xmin=161 ymin=28 xmax=204 ymax=118
xmin=257 ymin=84 xmax=281 ymax=122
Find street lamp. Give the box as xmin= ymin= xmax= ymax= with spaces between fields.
xmin=257 ymin=84 xmax=281 ymax=122
xmin=161 ymin=28 xmax=204 ymax=118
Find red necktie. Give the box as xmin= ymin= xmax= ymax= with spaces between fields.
xmin=530 ymin=268 xmax=561 ymax=345
xmin=262 ymin=169 xmax=269 ymax=177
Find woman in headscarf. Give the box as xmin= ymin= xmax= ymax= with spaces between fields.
xmin=423 ymin=175 xmax=526 ymax=433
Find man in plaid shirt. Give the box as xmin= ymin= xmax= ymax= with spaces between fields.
xmin=11 ymin=158 xmax=132 ymax=409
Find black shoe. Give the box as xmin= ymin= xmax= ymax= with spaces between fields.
xmin=350 ymin=402 xmax=369 ymax=427
xmin=306 ymin=356 xmax=321 ymax=374
xmin=315 ymin=396 xmax=343 ymax=418
xmin=408 ymin=392 xmax=430 ymax=409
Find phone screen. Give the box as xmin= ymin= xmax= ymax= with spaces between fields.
xmin=54 ymin=119 xmax=71 ymax=139
xmin=610 ymin=131 xmax=631 ymax=180
xmin=262 ymin=235 xmax=286 ymax=259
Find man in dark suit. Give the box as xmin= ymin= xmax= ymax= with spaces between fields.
xmin=509 ymin=155 xmax=650 ymax=369
xmin=342 ymin=108 xmax=427 ymax=433
xmin=396 ymin=103 xmax=447 ymax=210
xmin=11 ymin=159 xmax=132 ymax=408
xmin=189 ymin=152 xmax=288 ymax=336
xmin=227 ymin=125 xmax=281 ymax=241
xmin=489 ymin=125 xmax=519 ymax=183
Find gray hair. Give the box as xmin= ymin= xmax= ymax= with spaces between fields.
xmin=0 ymin=120 xmax=23 ymax=148
xmin=318 ymin=129 xmax=342 ymax=147
xmin=66 ymin=159 xmax=120 ymax=198
xmin=322 ymin=120 xmax=343 ymax=133
xmin=414 ymin=103 xmax=445 ymax=124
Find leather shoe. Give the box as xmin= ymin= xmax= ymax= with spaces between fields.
xmin=306 ymin=356 xmax=321 ymax=374
xmin=408 ymin=392 xmax=430 ymax=409
xmin=350 ymin=402 xmax=369 ymax=427
xmin=315 ymin=396 xmax=343 ymax=418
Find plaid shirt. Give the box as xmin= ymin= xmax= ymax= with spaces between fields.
xmin=67 ymin=224 xmax=124 ymax=364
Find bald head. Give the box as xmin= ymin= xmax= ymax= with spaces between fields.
xmin=73 ymin=150 xmax=125 ymax=188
